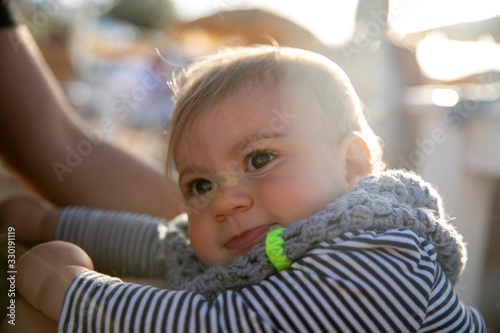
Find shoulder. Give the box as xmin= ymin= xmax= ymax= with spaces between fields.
xmin=243 ymin=229 xmax=438 ymax=331
xmin=307 ymin=228 xmax=436 ymax=260
xmin=293 ymin=228 xmax=437 ymax=289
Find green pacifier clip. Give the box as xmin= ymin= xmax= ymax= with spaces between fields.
xmin=265 ymin=228 xmax=291 ymax=272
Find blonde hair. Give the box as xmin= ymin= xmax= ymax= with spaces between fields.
xmin=166 ymin=45 xmax=384 ymax=178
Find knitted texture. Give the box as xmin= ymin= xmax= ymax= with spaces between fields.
xmin=185 ymin=170 xmax=467 ymax=300
xmin=160 ymin=215 xmax=207 ymax=290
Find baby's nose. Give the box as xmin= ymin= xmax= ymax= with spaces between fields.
xmin=211 ymin=178 xmax=252 ymax=222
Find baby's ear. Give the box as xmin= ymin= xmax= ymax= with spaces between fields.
xmin=339 ymin=132 xmax=371 ymax=186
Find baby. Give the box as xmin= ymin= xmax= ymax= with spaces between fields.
xmin=12 ymin=45 xmax=485 ymax=332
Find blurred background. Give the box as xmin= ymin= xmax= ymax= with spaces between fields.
xmin=0 ymin=0 xmax=499 ymax=329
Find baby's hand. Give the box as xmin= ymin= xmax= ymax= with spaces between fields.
xmin=17 ymin=241 xmax=93 ymax=321
xmin=0 ymin=195 xmax=61 ymax=246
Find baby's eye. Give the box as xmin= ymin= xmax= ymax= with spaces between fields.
xmin=247 ymin=151 xmax=275 ymax=171
xmin=190 ymin=179 xmax=213 ymax=196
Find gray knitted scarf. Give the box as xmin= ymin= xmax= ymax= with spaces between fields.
xmin=181 ymin=170 xmax=467 ymax=301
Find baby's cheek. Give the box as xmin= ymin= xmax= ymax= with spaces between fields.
xmin=188 ymin=217 xmax=218 ymax=267
xmin=266 ymin=176 xmax=337 ymax=224
xmin=258 ymin=178 xmax=308 ymax=222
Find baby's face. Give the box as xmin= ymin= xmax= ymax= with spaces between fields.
xmin=174 ymin=86 xmax=349 ymax=266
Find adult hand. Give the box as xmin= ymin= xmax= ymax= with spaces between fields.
xmin=0 ymin=196 xmax=60 ymax=246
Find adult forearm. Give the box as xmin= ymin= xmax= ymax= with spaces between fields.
xmin=0 ymin=25 xmax=182 ymax=217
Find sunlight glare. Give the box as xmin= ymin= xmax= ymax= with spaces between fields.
xmin=171 ymin=0 xmax=359 ymax=46
xmin=389 ymin=0 xmax=500 ymax=38
xmin=431 ymin=88 xmax=460 ymax=107
xmin=416 ymin=32 xmax=500 ymax=81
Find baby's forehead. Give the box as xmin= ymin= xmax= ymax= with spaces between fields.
xmin=184 ymin=85 xmax=334 ymax=140
xmin=205 ymin=84 xmax=312 ymax=121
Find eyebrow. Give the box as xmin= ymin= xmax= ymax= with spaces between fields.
xmin=231 ymin=131 xmax=285 ymax=156
xmin=177 ymin=131 xmax=285 ymax=180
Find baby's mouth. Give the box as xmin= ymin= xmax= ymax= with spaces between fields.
xmin=226 ymin=224 xmax=276 ymax=252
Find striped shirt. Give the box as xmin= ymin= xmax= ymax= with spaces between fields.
xmin=58 ymin=228 xmax=486 ymax=332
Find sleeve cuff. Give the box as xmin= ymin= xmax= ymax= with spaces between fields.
xmin=58 ymin=271 xmax=122 ymax=332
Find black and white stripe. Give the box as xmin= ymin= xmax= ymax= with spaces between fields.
xmin=58 ymin=207 xmax=168 ymax=277
xmin=58 ymin=229 xmax=486 ymax=332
